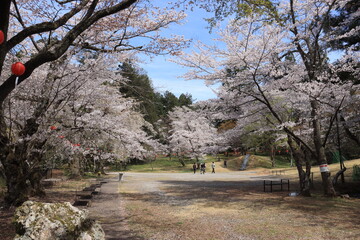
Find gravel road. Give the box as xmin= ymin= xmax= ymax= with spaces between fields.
xmin=88 ymin=170 xmax=276 ymax=240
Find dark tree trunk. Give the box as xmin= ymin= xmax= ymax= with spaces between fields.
xmin=2 ymin=152 xmax=29 ymax=207
xmin=2 ymin=135 xmax=47 ymax=207
xmin=0 ymin=108 xmax=30 ymax=207
xmin=332 ymin=167 xmax=347 ymax=186
xmin=94 ymin=160 xmax=100 ymax=173
xmin=176 ymin=153 xmax=186 ymax=167
xmin=270 ymin=144 xmax=276 ymax=168
xmin=100 ymin=159 xmax=106 ymax=175
xmin=195 ymin=155 xmax=200 ymax=164
xmin=0 ymin=0 xmax=11 ymax=74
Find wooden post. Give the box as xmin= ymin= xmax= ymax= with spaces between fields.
xmin=288 ymin=179 xmax=290 ymax=191
xmin=263 ymin=180 xmax=265 ymax=192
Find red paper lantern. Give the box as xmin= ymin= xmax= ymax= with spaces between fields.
xmin=0 ymin=30 xmax=4 ymax=44
xmin=11 ymin=62 xmax=26 ymax=76
xmin=50 ymin=126 xmax=57 ymax=130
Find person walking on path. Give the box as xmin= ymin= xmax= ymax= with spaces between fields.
xmin=200 ymin=163 xmax=206 ymax=174
xmin=211 ymin=162 xmax=216 ymax=173
xmin=193 ymin=163 xmax=197 ymax=174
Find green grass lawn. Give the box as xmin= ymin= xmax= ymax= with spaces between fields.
xmin=122 ymin=157 xmax=194 ymax=172
xmin=115 ymin=154 xmax=295 ymax=173
xmin=110 ymin=154 xmax=360 ymax=173
xmin=118 ymin=154 xmax=233 ymax=173
xmin=220 ymin=154 xmax=294 ymax=170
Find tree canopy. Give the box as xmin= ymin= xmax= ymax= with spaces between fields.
xmin=0 ymin=0 xmax=359 ymax=207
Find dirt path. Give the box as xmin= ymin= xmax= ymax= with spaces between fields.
xmin=88 ymin=171 xmax=360 ymax=240
xmin=89 ymin=171 xmax=277 ymax=240
xmin=88 ymin=176 xmax=144 ymax=240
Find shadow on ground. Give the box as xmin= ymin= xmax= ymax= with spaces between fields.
xmin=89 ymin=181 xmax=145 ymax=240
xmin=121 ymin=179 xmax=360 ymax=228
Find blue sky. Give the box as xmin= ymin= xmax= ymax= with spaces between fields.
xmin=139 ymin=6 xmax=219 ymax=102
xmin=138 ymin=4 xmax=345 ymax=103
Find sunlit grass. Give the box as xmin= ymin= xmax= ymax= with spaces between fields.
xmin=121 ymin=154 xmax=304 ymax=172
xmin=125 ymin=156 xmax=193 ymax=172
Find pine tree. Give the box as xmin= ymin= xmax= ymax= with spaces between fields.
xmin=327 ymin=0 xmax=360 ymax=50
xmin=118 ymin=61 xmax=159 ymax=124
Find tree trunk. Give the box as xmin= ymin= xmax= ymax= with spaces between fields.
xmin=303 ymin=148 xmax=312 ymax=196
xmin=0 ymin=107 xmax=47 ymax=206
xmin=69 ymin=155 xmax=82 ymax=178
xmin=270 ymin=145 xmax=276 ymax=168
xmin=99 ymin=158 xmax=106 ymax=175
xmin=195 ymin=155 xmax=200 ymax=164
xmin=2 ymin=152 xmax=30 ymax=207
xmin=1 ymin=143 xmax=47 ymax=207
xmin=94 ymin=160 xmax=100 ymax=174
xmin=311 ymin=100 xmax=337 ymax=196
xmin=332 ymin=167 xmax=347 ymax=186
xmin=3 ymin=144 xmax=46 ymax=206
xmin=176 ymin=153 xmax=186 ymax=167
xmin=288 ymin=136 xmax=311 ymax=196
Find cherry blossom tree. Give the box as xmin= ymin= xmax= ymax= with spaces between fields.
xmin=51 ymin=57 xmax=153 ymax=175
xmin=174 ymin=0 xmax=360 ymax=196
xmin=168 ymin=106 xmax=217 ymax=165
xmin=0 ymin=0 xmax=189 ymax=206
xmin=2 ymin=49 xmax=165 ymax=205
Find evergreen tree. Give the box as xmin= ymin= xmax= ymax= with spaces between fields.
xmin=118 ymin=61 xmax=158 ymax=124
xmin=178 ymin=93 xmax=193 ymax=106
xmin=162 ymin=91 xmax=179 ymax=113
xmin=327 ymin=0 xmax=360 ymax=50
xmin=118 ymin=62 xmax=194 ymax=124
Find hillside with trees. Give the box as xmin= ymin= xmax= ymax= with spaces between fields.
xmin=0 ymin=0 xmax=359 ymax=208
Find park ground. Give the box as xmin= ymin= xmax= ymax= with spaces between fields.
xmin=1 ymin=156 xmax=360 ymax=240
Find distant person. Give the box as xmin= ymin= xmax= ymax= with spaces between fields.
xmin=200 ymin=163 xmax=206 ymax=174
xmin=193 ymin=163 xmax=197 ymax=174
xmin=211 ymin=162 xmax=215 ymax=173
xmin=224 ymin=160 xmax=227 ymax=168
